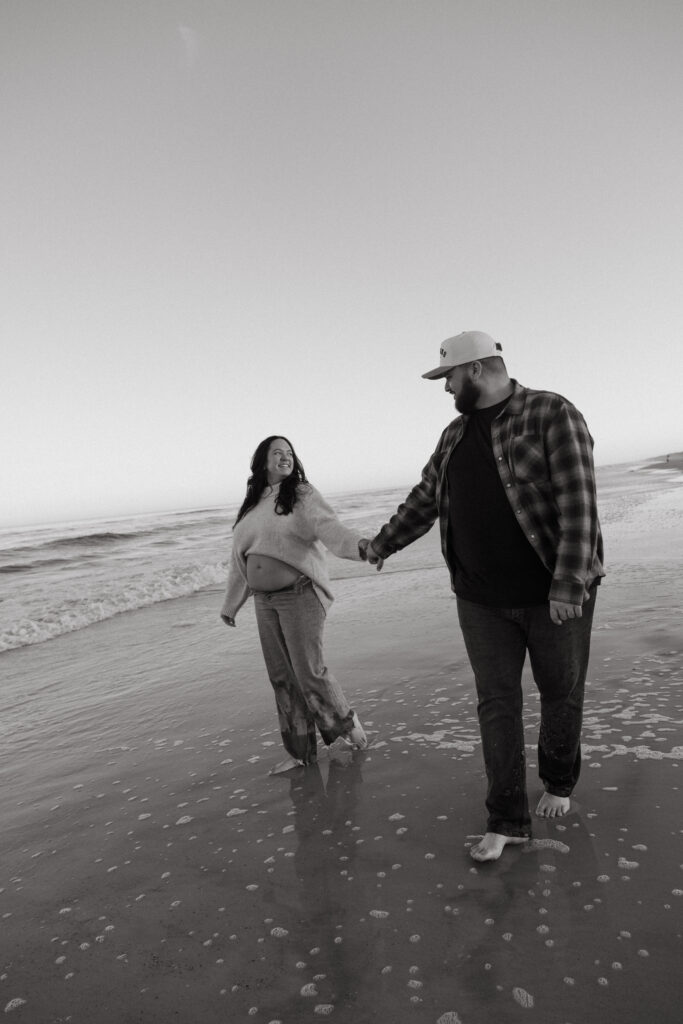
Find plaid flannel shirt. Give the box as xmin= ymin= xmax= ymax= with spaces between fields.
xmin=373 ymin=381 xmax=605 ymax=606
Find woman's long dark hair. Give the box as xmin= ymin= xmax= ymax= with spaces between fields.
xmin=234 ymin=435 xmax=307 ymax=526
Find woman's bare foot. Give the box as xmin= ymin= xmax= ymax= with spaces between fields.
xmin=269 ymin=757 xmax=304 ymax=775
xmin=535 ymin=793 xmax=570 ymax=818
xmin=343 ymin=712 xmax=368 ymax=750
xmin=470 ymin=833 xmax=529 ymax=862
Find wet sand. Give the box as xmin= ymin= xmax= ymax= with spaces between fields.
xmin=1 ymin=461 xmax=682 ymax=1023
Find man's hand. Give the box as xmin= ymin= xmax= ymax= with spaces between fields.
xmin=365 ymin=540 xmax=384 ymax=571
xmin=221 ymin=614 xmax=236 ymax=627
xmin=549 ymin=601 xmax=582 ymax=626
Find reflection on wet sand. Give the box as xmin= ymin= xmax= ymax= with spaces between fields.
xmin=1 ymin=460 xmax=681 ymax=1021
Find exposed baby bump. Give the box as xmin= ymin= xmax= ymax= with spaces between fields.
xmin=246 ymin=553 xmax=300 ymax=591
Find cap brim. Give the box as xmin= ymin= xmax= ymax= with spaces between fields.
xmin=421 ymin=365 xmax=452 ymax=380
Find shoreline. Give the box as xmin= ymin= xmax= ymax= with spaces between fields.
xmin=3 ymin=454 xmax=683 ymax=657
xmin=1 ymin=473 xmax=682 ymax=1022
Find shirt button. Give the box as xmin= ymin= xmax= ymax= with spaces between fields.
xmin=530 ymin=533 xmax=536 ymax=539
xmin=506 ymin=483 xmax=511 ymax=488
xmin=516 ymin=509 xmax=522 ymax=515
xmin=498 ymin=456 xmax=503 ymax=461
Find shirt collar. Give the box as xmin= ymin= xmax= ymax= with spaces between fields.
xmin=460 ymin=380 xmax=524 ymax=421
xmin=500 ymin=379 xmax=525 ymax=416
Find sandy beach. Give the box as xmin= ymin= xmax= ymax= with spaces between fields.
xmin=2 ymin=460 xmax=682 ymax=1023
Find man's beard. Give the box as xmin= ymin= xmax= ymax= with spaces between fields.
xmin=455 ymin=376 xmax=481 ymax=414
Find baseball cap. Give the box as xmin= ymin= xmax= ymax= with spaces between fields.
xmin=422 ymin=331 xmax=503 ymax=379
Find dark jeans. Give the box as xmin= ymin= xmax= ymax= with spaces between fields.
xmin=456 ymin=589 xmax=597 ymax=837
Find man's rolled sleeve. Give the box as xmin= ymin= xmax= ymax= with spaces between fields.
xmin=372 ymin=455 xmax=440 ymax=558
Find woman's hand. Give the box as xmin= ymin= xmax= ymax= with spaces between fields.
xmin=221 ymin=614 xmax=236 ymax=627
xmin=361 ymin=539 xmax=384 ymax=571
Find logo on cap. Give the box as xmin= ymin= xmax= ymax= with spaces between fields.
xmin=440 ymin=346 xmax=447 ymax=358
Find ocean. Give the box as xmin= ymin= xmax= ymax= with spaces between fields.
xmin=0 ymin=486 xmax=414 ymax=653
xmin=2 ymin=462 xmax=680 ymax=654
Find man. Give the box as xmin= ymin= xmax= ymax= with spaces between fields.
xmin=366 ymin=331 xmax=604 ymax=862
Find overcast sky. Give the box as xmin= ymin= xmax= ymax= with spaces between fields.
xmin=3 ymin=0 xmax=682 ymax=527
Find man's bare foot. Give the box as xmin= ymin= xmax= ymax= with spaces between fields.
xmin=269 ymin=757 xmax=304 ymax=775
xmin=343 ymin=712 xmax=368 ymax=750
xmin=470 ymin=833 xmax=528 ymax=862
xmin=535 ymin=792 xmax=570 ymax=817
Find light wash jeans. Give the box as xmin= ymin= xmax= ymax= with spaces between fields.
xmin=253 ymin=577 xmax=355 ymax=763
xmin=456 ymin=588 xmax=597 ymax=837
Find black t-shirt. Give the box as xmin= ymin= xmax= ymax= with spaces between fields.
xmin=447 ymin=396 xmax=552 ymax=606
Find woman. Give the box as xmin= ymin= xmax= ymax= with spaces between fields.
xmin=221 ymin=435 xmax=371 ymax=773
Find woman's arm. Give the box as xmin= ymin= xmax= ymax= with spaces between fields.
xmin=220 ymin=547 xmax=250 ymax=624
xmin=302 ymin=487 xmax=366 ymax=561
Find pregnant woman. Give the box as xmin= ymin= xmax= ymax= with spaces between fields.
xmin=221 ymin=435 xmax=373 ymax=773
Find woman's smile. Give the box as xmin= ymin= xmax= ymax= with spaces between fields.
xmin=266 ymin=438 xmax=294 ymax=483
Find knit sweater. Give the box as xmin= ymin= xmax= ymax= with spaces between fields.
xmin=221 ymin=483 xmax=364 ymax=620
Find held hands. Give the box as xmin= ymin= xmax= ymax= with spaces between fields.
xmin=360 ymin=538 xmax=384 ymax=571
xmin=367 ymin=541 xmax=384 ymax=571
xmin=549 ymin=601 xmax=582 ymax=626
